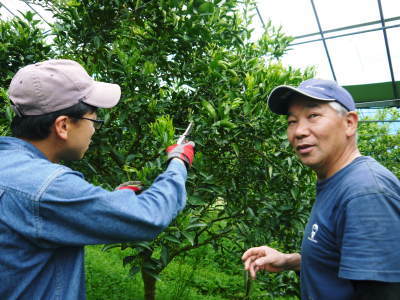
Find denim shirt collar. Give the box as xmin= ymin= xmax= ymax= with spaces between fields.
xmin=0 ymin=136 xmax=49 ymax=160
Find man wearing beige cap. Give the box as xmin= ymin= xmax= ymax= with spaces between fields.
xmin=242 ymin=79 xmax=400 ymax=299
xmin=0 ymin=59 xmax=195 ymax=299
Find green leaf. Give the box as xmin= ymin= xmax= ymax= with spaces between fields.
xmin=212 ymin=119 xmax=236 ymax=129
xmin=247 ymin=207 xmax=255 ymax=218
xmin=129 ymin=266 xmax=140 ymax=276
xmin=102 ymin=244 xmax=121 ymax=252
xmin=188 ymin=195 xmax=207 ymax=205
xmin=93 ymin=36 xmax=101 ymax=49
xmin=164 ymin=235 xmax=181 ymax=244
xmin=143 ymin=61 xmax=156 ymax=75
xmin=5 ymin=106 xmax=13 ymax=121
xmin=186 ymin=223 xmax=208 ymax=230
xmin=198 ymin=2 xmax=214 ymax=14
xmin=232 ymin=143 xmax=239 ymax=157
xmin=268 ymin=165 xmax=273 ymax=178
xmin=201 ymin=100 xmax=217 ymax=120
xmin=160 ymin=245 xmax=169 ymax=266
xmin=290 ymin=188 xmax=297 ymax=200
xmin=135 ymin=0 xmax=142 ymax=10
xmin=134 ymin=241 xmax=153 ymax=251
xmin=181 ymin=231 xmax=195 ymax=246
xmin=86 ymin=162 xmax=97 ymax=174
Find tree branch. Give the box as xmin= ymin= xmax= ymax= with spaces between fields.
xmin=171 ymin=229 xmax=232 ymax=259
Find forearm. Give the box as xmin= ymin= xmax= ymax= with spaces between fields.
xmin=282 ymin=253 xmax=301 ymax=271
xmin=36 ymin=160 xmax=188 ymax=246
xmin=136 ymin=159 xmax=188 ymax=219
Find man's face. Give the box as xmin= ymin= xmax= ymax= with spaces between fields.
xmin=60 ymin=112 xmax=97 ymax=161
xmin=286 ymin=97 xmax=349 ymax=176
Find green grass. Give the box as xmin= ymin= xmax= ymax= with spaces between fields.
xmin=85 ymin=245 xmax=299 ymax=299
xmin=85 ymin=245 xmax=144 ymax=299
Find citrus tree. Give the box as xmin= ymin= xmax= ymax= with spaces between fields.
xmin=34 ymin=1 xmax=314 ymax=298
xmin=358 ymin=108 xmax=400 ymax=176
xmin=0 ymin=10 xmax=53 ymax=134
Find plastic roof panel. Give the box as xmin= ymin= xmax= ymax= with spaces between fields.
xmin=314 ymin=0 xmax=380 ymax=30
xmin=381 ymin=0 xmax=400 ymax=19
xmin=326 ymin=31 xmax=391 ymax=85
xmin=257 ymin=0 xmax=318 ymax=37
xmin=255 ymin=0 xmax=400 ymax=106
xmin=283 ymin=42 xmax=333 ymax=79
xmin=0 ymin=0 xmax=53 ymax=29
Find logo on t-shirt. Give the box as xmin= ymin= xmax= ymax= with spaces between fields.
xmin=308 ymin=223 xmax=319 ymax=243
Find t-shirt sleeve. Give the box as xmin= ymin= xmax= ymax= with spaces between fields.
xmin=34 ymin=159 xmax=187 ymax=247
xmin=339 ymin=192 xmax=400 ymax=282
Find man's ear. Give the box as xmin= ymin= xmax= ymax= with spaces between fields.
xmin=345 ymin=111 xmax=358 ymax=137
xmin=53 ymin=116 xmax=69 ymax=140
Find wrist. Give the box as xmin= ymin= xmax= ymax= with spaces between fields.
xmin=282 ymin=253 xmax=301 ymax=271
xmin=172 ymin=157 xmax=185 ymax=165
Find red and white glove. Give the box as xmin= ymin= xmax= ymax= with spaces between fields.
xmin=166 ymin=141 xmax=195 ymax=168
xmin=115 ymin=181 xmax=143 ymax=193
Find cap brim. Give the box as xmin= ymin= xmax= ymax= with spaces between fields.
xmin=83 ymin=81 xmax=121 ymax=109
xmin=267 ymin=85 xmax=335 ymax=115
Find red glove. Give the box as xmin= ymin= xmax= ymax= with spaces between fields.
xmin=115 ymin=181 xmax=143 ymax=193
xmin=166 ymin=141 xmax=195 ymax=168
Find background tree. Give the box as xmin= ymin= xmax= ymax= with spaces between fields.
xmin=358 ymin=108 xmax=400 ymax=177
xmin=0 ymin=10 xmax=53 ymax=135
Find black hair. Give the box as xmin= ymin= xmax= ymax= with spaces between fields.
xmin=11 ymin=102 xmax=97 ymax=140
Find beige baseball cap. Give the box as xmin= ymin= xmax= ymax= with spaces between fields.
xmin=8 ymin=59 xmax=121 ymax=116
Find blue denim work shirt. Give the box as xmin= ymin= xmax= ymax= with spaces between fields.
xmin=0 ymin=137 xmax=187 ymax=299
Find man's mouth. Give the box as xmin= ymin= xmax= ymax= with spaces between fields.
xmin=296 ymin=144 xmax=314 ymax=154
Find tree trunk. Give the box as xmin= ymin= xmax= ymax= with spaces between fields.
xmin=142 ymin=268 xmax=157 ymax=300
xmin=141 ymin=250 xmax=158 ymax=300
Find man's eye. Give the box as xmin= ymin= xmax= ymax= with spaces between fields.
xmin=309 ymin=113 xmax=319 ymax=118
xmin=288 ymin=120 xmax=296 ymax=125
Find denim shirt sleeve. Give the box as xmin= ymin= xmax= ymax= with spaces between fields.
xmin=34 ymin=159 xmax=187 ymax=247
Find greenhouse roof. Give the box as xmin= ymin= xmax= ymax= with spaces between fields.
xmin=1 ymin=0 xmax=400 ymax=108
xmin=254 ymin=0 xmax=400 ymax=108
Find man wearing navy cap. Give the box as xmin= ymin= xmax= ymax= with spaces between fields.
xmin=242 ymin=79 xmax=400 ymax=299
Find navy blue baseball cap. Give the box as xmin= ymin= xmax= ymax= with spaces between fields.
xmin=267 ymin=78 xmax=356 ymax=115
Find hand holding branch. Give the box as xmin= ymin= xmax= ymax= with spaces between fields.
xmin=242 ymin=245 xmax=301 ymax=279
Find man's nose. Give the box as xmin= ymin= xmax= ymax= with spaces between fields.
xmin=294 ymin=120 xmax=310 ymax=139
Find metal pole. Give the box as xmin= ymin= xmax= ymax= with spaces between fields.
xmin=20 ymin=0 xmax=51 ymax=26
xmin=310 ymin=0 xmax=337 ymax=81
xmin=377 ymin=0 xmax=398 ymax=99
xmin=255 ymin=4 xmax=266 ymax=28
xmin=359 ymin=120 xmax=400 ymax=123
xmin=294 ymin=16 xmax=400 ymax=40
xmin=290 ymin=23 xmax=400 ymax=46
xmin=0 ymin=1 xmax=19 ymax=18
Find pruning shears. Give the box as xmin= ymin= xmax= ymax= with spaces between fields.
xmin=176 ymin=122 xmax=194 ymax=144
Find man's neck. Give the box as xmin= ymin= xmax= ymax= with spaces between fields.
xmin=22 ymin=138 xmax=60 ymax=163
xmin=316 ymin=146 xmax=361 ymax=180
